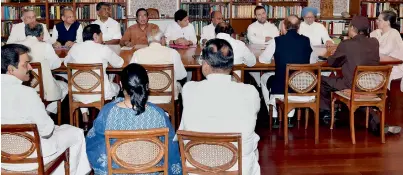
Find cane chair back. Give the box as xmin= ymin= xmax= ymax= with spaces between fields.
xmin=1 ymin=124 xmax=69 ymax=175
xmin=274 ymin=64 xmax=321 ymax=145
xmin=177 ymin=130 xmax=242 ymax=175
xmin=67 ymin=63 xmax=105 ymax=126
xmin=330 ymin=65 xmax=392 ymax=144
xmin=105 ymin=128 xmax=169 ymax=175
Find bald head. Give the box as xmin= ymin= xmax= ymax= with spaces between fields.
xmin=215 ymin=22 xmax=234 ymax=35
xmin=284 ymin=15 xmax=301 ymax=30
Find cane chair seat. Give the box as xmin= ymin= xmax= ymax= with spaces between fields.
xmin=1 ymin=159 xmax=60 ymax=175
xmin=334 ymin=90 xmax=381 ymax=101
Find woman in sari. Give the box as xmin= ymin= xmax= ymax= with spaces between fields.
xmin=370 ymin=10 xmax=403 ymax=81
xmin=86 ymin=63 xmax=182 ymax=175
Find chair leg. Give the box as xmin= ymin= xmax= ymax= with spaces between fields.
xmin=269 ymin=105 xmax=273 ymax=131
xmin=297 ymin=108 xmax=301 ymax=129
xmin=315 ymin=107 xmax=319 ymax=144
xmin=305 ymin=108 xmax=309 ymax=129
xmin=365 ymin=107 xmax=369 ymax=129
xmin=69 ymin=108 xmax=75 ymax=126
xmin=330 ymin=97 xmax=335 ymax=129
xmin=64 ymin=149 xmax=70 ymax=175
xmin=350 ymin=108 xmax=356 ymax=144
xmin=284 ymin=107 xmax=289 ymax=145
xmin=57 ymin=101 xmax=62 ymax=125
xmin=75 ymin=110 xmax=79 ymax=128
xmin=381 ymin=108 xmax=386 ymax=143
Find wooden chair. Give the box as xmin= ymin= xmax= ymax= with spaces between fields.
xmin=231 ymin=64 xmax=244 ymax=83
xmin=177 ymin=130 xmax=242 ymax=175
xmin=1 ymin=124 xmax=69 ymax=175
xmin=146 ymin=8 xmax=159 ymax=19
xmin=275 ymin=64 xmax=321 ymax=145
xmin=330 ymin=65 xmax=392 ymax=144
xmin=25 ymin=62 xmax=62 ymax=125
xmin=67 ymin=63 xmax=105 ymax=127
xmin=143 ymin=64 xmax=178 ymax=129
xmin=105 ymin=128 xmax=169 ymax=175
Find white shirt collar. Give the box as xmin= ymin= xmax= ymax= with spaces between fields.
xmin=25 ymin=36 xmax=40 ymax=41
xmin=1 ymin=74 xmax=23 ymax=85
xmin=216 ymin=33 xmax=232 ymax=40
xmin=206 ymin=74 xmax=232 ymax=81
xmin=149 ymin=42 xmax=162 ymax=47
xmin=255 ymin=20 xmax=268 ymax=26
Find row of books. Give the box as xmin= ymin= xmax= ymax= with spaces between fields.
xmin=1 ymin=21 xmax=13 ymax=37
xmin=110 ymin=4 xmax=125 ymax=19
xmin=261 ymin=0 xmax=307 ymax=1
xmin=48 ymin=0 xmax=73 ymax=2
xmin=263 ymin=5 xmax=302 ymax=18
xmin=233 ymin=0 xmax=256 ymax=2
xmin=2 ymin=6 xmax=46 ymax=20
xmin=320 ymin=21 xmax=347 ymax=35
xmin=49 ymin=5 xmax=70 ymax=19
xmin=191 ymin=20 xmax=209 ymax=36
xmin=181 ymin=0 xmax=230 ymax=2
xmin=232 ymin=5 xmax=256 ymax=18
xmin=76 ymin=4 xmax=96 ymax=19
xmin=181 ymin=4 xmax=230 ymax=19
xmin=400 ymin=19 xmax=403 ymax=33
xmin=400 ymin=4 xmax=403 ymax=17
xmin=361 ymin=2 xmax=392 ymax=18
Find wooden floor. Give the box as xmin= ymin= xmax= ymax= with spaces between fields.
xmin=256 ymin=98 xmax=403 ymax=175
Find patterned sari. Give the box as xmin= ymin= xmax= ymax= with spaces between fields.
xmin=86 ymin=98 xmax=182 ymax=175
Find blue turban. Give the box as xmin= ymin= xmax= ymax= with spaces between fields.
xmin=301 ymin=7 xmax=318 ymax=17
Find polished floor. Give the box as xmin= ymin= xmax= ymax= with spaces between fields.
xmin=256 ymin=102 xmax=403 ymax=175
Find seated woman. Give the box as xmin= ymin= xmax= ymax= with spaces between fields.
xmin=370 ymin=10 xmax=403 ymax=82
xmin=85 ymin=63 xmax=182 ymax=175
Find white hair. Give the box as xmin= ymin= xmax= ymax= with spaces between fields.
xmin=147 ymin=30 xmax=164 ymax=44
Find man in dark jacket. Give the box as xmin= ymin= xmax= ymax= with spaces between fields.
xmin=320 ymin=16 xmax=401 ymax=135
xmin=261 ymin=15 xmax=313 ymax=127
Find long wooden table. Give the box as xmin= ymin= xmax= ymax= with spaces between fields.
xmin=54 ymin=44 xmax=403 ymax=73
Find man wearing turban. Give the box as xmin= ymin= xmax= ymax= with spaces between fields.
xmin=299 ymin=7 xmax=334 ymax=47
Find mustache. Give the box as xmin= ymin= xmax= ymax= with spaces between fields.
xmin=26 ymin=70 xmax=31 ymax=75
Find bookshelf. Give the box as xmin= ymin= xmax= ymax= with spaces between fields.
xmin=1 ymin=0 xmax=128 ymax=40
xmin=358 ymin=0 xmax=403 ymax=33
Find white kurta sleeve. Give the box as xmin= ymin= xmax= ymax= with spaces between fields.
xmin=63 ymin=46 xmax=75 ymax=66
xmin=50 ymin=26 xmax=58 ymax=44
xmin=105 ymin=46 xmax=124 ymax=68
xmin=111 ymin=22 xmax=122 ymax=40
xmin=42 ymin=23 xmax=52 ymax=44
xmin=259 ymin=39 xmax=275 ymax=63
xmin=241 ymin=43 xmax=256 ymax=67
xmin=45 ymin=44 xmax=62 ymax=70
xmin=319 ymin=23 xmax=333 ymax=43
xmin=7 ymin=23 xmax=22 ymax=44
xmin=76 ymin=24 xmax=83 ymax=43
xmin=26 ymin=89 xmax=55 ymax=137
xmin=200 ymin=25 xmax=210 ymax=44
xmin=164 ymin=24 xmax=175 ymax=44
xmin=172 ymin=50 xmax=187 ymax=80
xmin=188 ymin=25 xmax=198 ymax=45
xmin=247 ymin=25 xmax=265 ymax=44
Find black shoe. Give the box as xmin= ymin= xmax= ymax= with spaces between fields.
xmin=320 ymin=109 xmax=338 ymax=125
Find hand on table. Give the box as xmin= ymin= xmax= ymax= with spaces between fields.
xmin=53 ymin=42 xmax=62 ymax=48
xmin=325 ymin=40 xmax=335 ymax=47
xmin=175 ymin=38 xmax=187 ymax=45
xmin=124 ymin=41 xmax=133 ymax=47
xmin=265 ymin=36 xmax=272 ymax=42
xmin=65 ymin=41 xmax=75 ymax=48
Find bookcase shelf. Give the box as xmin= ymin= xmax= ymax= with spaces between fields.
xmin=1 ymin=0 xmax=128 ymax=40
xmin=358 ymin=0 xmax=403 ymax=33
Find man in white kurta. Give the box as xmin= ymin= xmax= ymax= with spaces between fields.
xmin=247 ymin=6 xmax=279 ymax=44
xmin=215 ymin=22 xmax=256 ymax=77
xmin=299 ymin=7 xmax=333 ymax=46
xmin=165 ymin=9 xmax=197 ymax=46
xmin=7 ymin=9 xmax=51 ymax=44
xmin=130 ymin=31 xmax=187 ymax=104
xmin=179 ymin=38 xmax=261 ymax=175
xmin=92 ymin=2 xmax=122 ymax=54
xmin=64 ymin=24 xmax=124 ymax=115
xmin=200 ymin=11 xmax=224 ymax=45
xmin=17 ymin=23 xmax=67 ymax=114
xmin=1 ymin=44 xmax=91 ymax=175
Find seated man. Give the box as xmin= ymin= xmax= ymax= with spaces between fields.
xmin=51 ymin=7 xmax=83 ymax=48
xmin=164 ymin=9 xmax=197 ymax=46
xmin=130 ymin=30 xmax=187 ymax=104
xmin=215 ymin=22 xmax=256 ymax=77
xmin=179 ymin=38 xmax=261 ymax=175
xmin=200 ymin=11 xmax=223 ymax=45
xmin=259 ymin=15 xmax=313 ymax=127
xmin=7 ymin=8 xmax=51 ymax=44
xmin=64 ymin=24 xmax=124 ymax=129
xmin=299 ymin=7 xmax=334 ymax=47
xmin=1 ymin=44 xmax=91 ymax=174
xmin=92 ymin=2 xmax=122 ymax=54
xmin=17 ymin=23 xmax=67 ymax=115
xmin=319 ymin=16 xmax=401 ymax=134
xmin=120 ymin=8 xmax=160 ymax=46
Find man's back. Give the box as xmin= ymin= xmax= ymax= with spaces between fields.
xmin=271 ymin=30 xmax=312 ymax=94
xmin=328 ymin=35 xmax=380 ymax=87
xmin=180 ymin=74 xmax=260 ymax=174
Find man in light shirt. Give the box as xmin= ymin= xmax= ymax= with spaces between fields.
xmin=7 ymin=8 xmax=51 ymax=44
xmin=259 ymin=15 xmax=314 ymax=127
xmin=64 ymin=24 xmax=124 ymax=129
xmin=92 ymin=2 xmax=122 ymax=54
xmin=164 ymin=9 xmax=197 ymax=46
xmin=200 ymin=11 xmax=223 ymax=45
xmin=215 ymin=22 xmax=256 ymax=76
xmin=51 ymin=7 xmax=83 ymax=48
xmin=179 ymin=38 xmax=261 ymax=175
xmin=299 ymin=7 xmax=334 ymax=47
xmin=17 ymin=23 xmax=68 ymax=115
xmin=1 ymin=44 xmax=91 ymax=175
xmin=247 ymin=6 xmax=279 ymax=44
xmin=130 ymin=31 xmax=187 ymax=104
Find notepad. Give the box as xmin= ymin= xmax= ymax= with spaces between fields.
xmin=121 ymin=46 xmax=133 ymax=50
